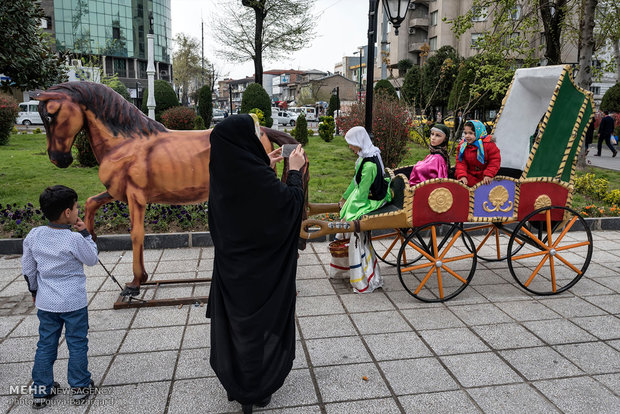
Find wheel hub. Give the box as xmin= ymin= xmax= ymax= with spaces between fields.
xmin=435 ymin=260 xmax=443 ymax=267
xmin=549 ymin=248 xmax=556 ymax=256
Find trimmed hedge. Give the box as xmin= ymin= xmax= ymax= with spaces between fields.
xmin=0 ymin=94 xmax=19 ymax=145
xmin=241 ymin=83 xmax=273 ymax=127
xmin=198 ymin=85 xmax=213 ymax=126
xmin=161 ymin=106 xmax=196 ymax=130
xmin=141 ymin=80 xmax=180 ymax=122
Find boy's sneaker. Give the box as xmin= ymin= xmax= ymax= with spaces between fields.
xmin=72 ymin=380 xmax=96 ymax=404
xmin=32 ymin=382 xmax=60 ymax=409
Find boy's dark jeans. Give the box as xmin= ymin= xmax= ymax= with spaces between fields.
xmin=32 ymin=307 xmax=91 ymax=397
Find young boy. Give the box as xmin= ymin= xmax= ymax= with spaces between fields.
xmin=22 ymin=185 xmax=99 ymax=408
xmin=455 ymin=120 xmax=501 ymax=186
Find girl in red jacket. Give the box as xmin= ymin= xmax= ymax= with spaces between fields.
xmin=456 ymin=120 xmax=501 ymax=186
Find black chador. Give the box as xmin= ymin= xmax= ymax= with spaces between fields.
xmin=206 ymin=115 xmax=304 ymax=406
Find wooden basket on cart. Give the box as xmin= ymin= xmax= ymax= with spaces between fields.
xmin=301 ymin=65 xmax=595 ymax=303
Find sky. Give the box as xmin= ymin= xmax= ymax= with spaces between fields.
xmin=171 ymin=0 xmax=368 ymax=80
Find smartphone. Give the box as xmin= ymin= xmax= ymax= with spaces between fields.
xmin=281 ymin=144 xmax=298 ymax=158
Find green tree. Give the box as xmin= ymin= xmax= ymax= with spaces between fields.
xmin=421 ymin=46 xmax=459 ymax=109
xmin=295 ymin=113 xmax=308 ymax=146
xmin=594 ymin=0 xmax=620 ymax=83
xmin=141 ymin=80 xmax=180 ymax=122
xmin=327 ymin=94 xmax=340 ymax=117
xmin=374 ymin=79 xmax=398 ymax=100
xmin=0 ymin=94 xmax=18 ymax=146
xmin=397 ymin=59 xmax=413 ymax=76
xmin=601 ymin=83 xmax=620 ymax=112
xmin=241 ymin=83 xmax=273 ymax=127
xmin=215 ymin=1 xmax=316 ymax=85
xmin=198 ymin=85 xmax=213 ymax=126
xmin=172 ymin=33 xmax=203 ymax=105
xmin=401 ymin=65 xmax=423 ymax=107
xmin=318 ymin=116 xmax=335 ymax=142
xmin=0 ymin=0 xmax=67 ymax=91
xmin=102 ymin=76 xmax=131 ymax=101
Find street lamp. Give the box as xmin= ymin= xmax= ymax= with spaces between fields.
xmin=228 ymin=82 xmax=233 ymax=114
xmin=364 ymin=0 xmax=410 ymax=135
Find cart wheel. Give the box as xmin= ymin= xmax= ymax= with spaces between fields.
xmin=397 ymin=222 xmax=477 ymax=302
xmin=507 ymin=206 xmax=592 ymax=295
xmin=370 ymin=228 xmax=417 ymax=266
xmin=464 ymin=221 xmax=527 ymax=262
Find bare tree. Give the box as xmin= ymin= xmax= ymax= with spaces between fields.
xmin=214 ymin=0 xmax=316 ymax=85
xmin=173 ymin=33 xmax=202 ymax=105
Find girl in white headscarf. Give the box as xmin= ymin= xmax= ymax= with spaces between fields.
xmin=338 ymin=126 xmax=391 ymax=220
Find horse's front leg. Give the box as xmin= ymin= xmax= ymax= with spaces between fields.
xmin=84 ymin=191 xmax=114 ymax=241
xmin=120 ymin=189 xmax=148 ymax=297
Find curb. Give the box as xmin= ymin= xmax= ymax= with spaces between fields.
xmin=1 ymin=217 xmax=619 ymax=255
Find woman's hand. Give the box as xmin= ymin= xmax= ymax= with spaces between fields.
xmin=482 ymin=176 xmax=492 ymax=185
xmin=459 ymin=177 xmax=468 ymax=186
xmin=288 ymin=145 xmax=306 ymax=171
xmin=268 ymin=147 xmax=283 ymax=169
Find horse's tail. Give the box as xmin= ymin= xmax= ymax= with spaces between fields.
xmin=261 ymin=127 xmax=309 ymax=251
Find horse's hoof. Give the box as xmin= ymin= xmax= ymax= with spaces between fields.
xmin=120 ymin=286 xmax=140 ymax=296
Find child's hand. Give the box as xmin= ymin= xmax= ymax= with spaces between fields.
xmin=74 ymin=217 xmax=87 ymax=232
xmin=482 ymin=176 xmax=492 ymax=185
xmin=459 ymin=177 xmax=468 ymax=186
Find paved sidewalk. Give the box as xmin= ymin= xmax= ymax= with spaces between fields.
xmin=0 ymin=231 xmax=619 ymax=413
xmin=586 ymin=144 xmax=620 ymax=171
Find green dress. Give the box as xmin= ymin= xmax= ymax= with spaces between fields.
xmin=340 ymin=161 xmax=392 ymax=221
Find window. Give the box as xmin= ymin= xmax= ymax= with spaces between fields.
xmin=510 ymin=5 xmax=522 ymax=20
xmin=19 ymin=104 xmax=27 ymax=112
xmin=472 ymin=7 xmax=488 ymax=22
xmin=430 ymin=11 xmax=438 ymax=26
xmin=113 ymin=58 xmax=126 ymax=77
xmin=112 ymin=26 xmax=120 ymax=40
xmin=105 ymin=58 xmax=113 ymax=75
xmin=471 ymin=33 xmax=482 ymax=48
xmin=590 ymin=86 xmax=600 ymax=95
xmin=29 ymin=104 xmax=38 ymax=112
xmin=502 ymin=32 xmax=520 ymax=47
xmin=429 ymin=36 xmax=437 ymax=51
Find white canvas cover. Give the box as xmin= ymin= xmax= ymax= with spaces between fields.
xmin=493 ymin=65 xmax=565 ymax=171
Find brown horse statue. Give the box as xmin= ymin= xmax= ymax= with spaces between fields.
xmin=34 ymin=81 xmax=307 ymax=296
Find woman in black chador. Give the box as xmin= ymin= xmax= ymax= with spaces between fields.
xmin=206 ymin=114 xmax=306 ymax=413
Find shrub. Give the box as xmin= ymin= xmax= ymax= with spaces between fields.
xmin=296 ymin=113 xmax=308 ymax=146
xmin=0 ymin=93 xmax=19 ymax=145
xmin=336 ymin=95 xmax=411 ymax=168
xmin=604 ymin=189 xmax=620 ymax=205
xmin=198 ymin=85 xmax=213 ymax=126
xmin=318 ymin=115 xmax=335 ymax=142
xmin=34 ymin=127 xmax=41 ymax=134
xmin=141 ymin=79 xmax=179 ymax=122
xmin=308 ymin=129 xmax=315 ymax=137
xmin=240 ymin=83 xmax=273 ymax=127
xmin=327 ymin=94 xmax=340 ymax=117
xmin=161 ymin=106 xmax=196 ymax=130
xmin=75 ymin=130 xmax=98 ymax=167
xmin=374 ymin=79 xmax=398 ymax=100
xmin=194 ymin=115 xmax=205 ymax=130
xmin=248 ymin=108 xmax=266 ymax=125
xmin=601 ymin=82 xmax=620 ymax=113
xmin=102 ymin=77 xmax=131 ymax=101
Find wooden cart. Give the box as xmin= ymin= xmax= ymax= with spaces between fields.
xmin=301 ymin=65 xmax=595 ymax=302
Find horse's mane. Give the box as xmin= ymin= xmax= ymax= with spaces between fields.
xmin=47 ymin=82 xmax=167 ymax=138
xmin=261 ymin=127 xmax=299 ymax=146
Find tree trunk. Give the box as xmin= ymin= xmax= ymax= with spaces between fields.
xmin=540 ymin=0 xmax=567 ymax=65
xmin=576 ymin=0 xmax=598 ymax=170
xmin=253 ymin=6 xmax=264 ymax=85
xmin=614 ymin=39 xmax=620 ymax=84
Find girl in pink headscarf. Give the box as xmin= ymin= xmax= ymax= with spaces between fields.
xmin=409 ymin=123 xmax=450 ymax=186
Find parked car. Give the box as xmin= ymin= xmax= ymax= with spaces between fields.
xmin=273 ymin=110 xmax=296 ymax=126
xmin=212 ymin=109 xmax=228 ymax=124
xmin=16 ymin=101 xmax=43 ymax=125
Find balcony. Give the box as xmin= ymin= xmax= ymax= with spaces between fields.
xmin=409 ymin=17 xmax=429 ymax=28
xmin=410 ymin=0 xmax=430 ymax=4
xmin=409 ymin=41 xmax=427 ymax=52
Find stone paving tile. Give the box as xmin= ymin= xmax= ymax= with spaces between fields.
xmin=296 ymin=279 xmax=336 ymax=297
xmin=0 ymin=336 xmax=37 ymax=363
xmin=297 ymin=314 xmax=357 ymax=339
xmin=420 ymin=327 xmax=490 ymax=355
xmin=584 ymin=294 xmax=620 ymax=314
xmin=88 ymin=381 xmax=171 ymax=414
xmin=499 ymin=347 xmax=584 ymax=380
xmin=554 ymin=342 xmax=620 ymax=375
xmin=450 ymin=303 xmax=513 ymax=326
xmin=384 ymin=290 xmax=438 ymax=310
xmin=473 ymin=283 xmax=531 ymax=302
xmin=58 ymin=329 xmax=125 ymax=358
xmin=153 ymin=260 xmax=198 ymax=274
xmin=339 ymin=292 xmax=395 ymax=313
xmin=120 ymin=326 xmax=184 ymax=353
xmin=7 ymin=315 xmax=38 ymax=338
xmin=131 ymin=306 xmax=189 ymax=328
xmin=0 ymin=361 xmax=33 ymax=395
xmin=594 ymin=276 xmax=620 ymax=292
xmin=440 ymin=352 xmax=522 ymax=387
xmin=103 ymin=350 xmax=177 ymax=385
xmin=379 ymin=358 xmax=459 ymax=395
xmin=88 ymin=309 xmax=136 ymax=331
xmin=88 ymin=290 xmax=128 ymax=311
xmin=314 ymin=363 xmax=391 ymax=403
xmin=293 ymin=340 xmax=308 ymax=369
xmin=305 ymin=336 xmax=372 ymax=367
xmin=539 ymin=296 xmax=609 ymax=318
xmin=174 ymin=347 xmax=215 ymax=379
xmin=399 ymin=390 xmax=480 ymax=413
xmin=168 ymin=377 xmax=238 ymax=413
xmin=325 ymin=397 xmax=401 ymax=414
xmin=349 ymin=310 xmax=411 ymax=335
xmin=267 ymin=368 xmax=319 ymax=409
xmin=471 ymin=323 xmax=544 ymax=350
xmin=571 ymin=315 xmax=620 ymax=340
xmin=466 ymin=383 xmax=560 ymax=414
xmin=533 ymin=377 xmax=620 ymax=414
xmin=53 ymin=354 xmax=113 ymax=388
xmin=296 ymin=264 xmax=328 ymax=280
xmin=159 ymin=247 xmax=201 ymax=261
xmin=182 ymin=324 xmax=210 ymax=349
xmin=364 ymin=331 xmax=432 ymax=361
xmin=593 ymin=373 xmax=620 ymax=394
xmin=523 ymin=319 xmax=597 ymax=344
xmin=295 ymin=295 xmax=345 ymax=317
xmin=494 ymin=300 xmax=560 ymax=321
xmin=0 ymin=315 xmax=24 ymax=339
xmin=111 ymin=262 xmax=158 ymax=277
xmin=401 ymin=307 xmax=465 ymax=330
xmin=568 ymin=278 xmax=615 ymax=296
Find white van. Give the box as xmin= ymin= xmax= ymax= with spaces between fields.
xmin=288 ymin=106 xmax=316 ymax=121
xmin=16 ymin=101 xmax=43 ymax=125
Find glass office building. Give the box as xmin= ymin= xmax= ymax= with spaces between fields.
xmin=40 ymin=0 xmax=172 ymax=101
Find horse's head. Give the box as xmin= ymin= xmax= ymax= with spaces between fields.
xmin=33 ymin=89 xmax=85 ymax=168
